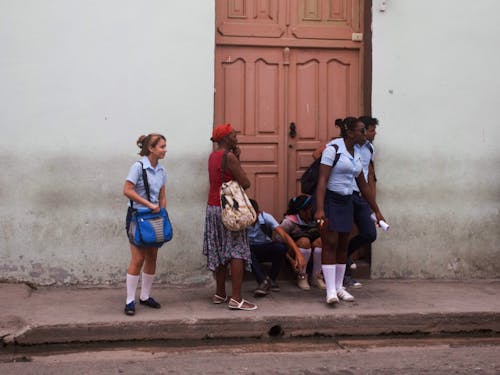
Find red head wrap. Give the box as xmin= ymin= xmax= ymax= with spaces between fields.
xmin=211 ymin=123 xmax=234 ymax=142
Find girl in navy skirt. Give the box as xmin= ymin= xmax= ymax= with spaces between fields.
xmin=314 ymin=118 xmax=386 ymax=304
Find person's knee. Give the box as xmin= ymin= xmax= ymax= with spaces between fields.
xmin=362 ymin=227 xmax=377 ymax=243
xmin=130 ymin=256 xmax=145 ymax=270
xmin=296 ymin=237 xmax=312 ymax=249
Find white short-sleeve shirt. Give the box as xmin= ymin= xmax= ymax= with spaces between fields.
xmin=126 ymin=156 xmax=167 ymax=210
xmin=353 ymin=141 xmax=374 ymax=192
xmin=321 ymin=138 xmax=362 ymax=196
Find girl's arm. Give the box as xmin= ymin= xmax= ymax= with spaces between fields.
xmin=356 ymin=174 xmax=384 ymax=222
xmin=274 ymin=226 xmax=305 ymax=271
xmin=123 ymin=181 xmax=160 ymax=213
xmin=158 ymin=185 xmax=166 ymax=209
xmin=314 ymin=163 xmax=332 ymax=222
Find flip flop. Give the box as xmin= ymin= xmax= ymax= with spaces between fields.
xmin=212 ymin=294 xmax=228 ymax=304
xmin=228 ymin=298 xmax=258 ymax=311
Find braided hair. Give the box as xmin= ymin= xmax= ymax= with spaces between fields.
xmin=334 ymin=117 xmax=359 ymax=138
xmin=285 ymin=195 xmax=312 ymax=215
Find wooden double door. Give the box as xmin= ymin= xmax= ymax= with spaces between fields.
xmin=215 ymin=0 xmax=367 ymax=218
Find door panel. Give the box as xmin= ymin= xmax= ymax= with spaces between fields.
xmin=290 ymin=0 xmax=361 ymax=40
xmin=214 ymin=47 xmax=287 ymax=217
xmin=287 ymin=49 xmax=360 ymax=200
xmin=216 ymin=0 xmax=287 ymax=38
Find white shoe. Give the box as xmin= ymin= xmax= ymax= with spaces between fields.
xmin=337 ymin=287 xmax=355 ymax=302
xmin=326 ymin=293 xmax=339 ymax=304
xmin=311 ymin=273 xmax=326 ymax=290
xmin=297 ymin=274 xmax=310 ymax=290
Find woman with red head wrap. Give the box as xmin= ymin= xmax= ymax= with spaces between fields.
xmin=202 ymin=124 xmax=257 ymax=311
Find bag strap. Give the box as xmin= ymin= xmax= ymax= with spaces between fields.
xmin=331 ymin=144 xmax=340 ymax=168
xmin=259 ymin=212 xmax=274 ymax=239
xmin=221 ymin=150 xmax=228 ymax=183
xmin=130 ymin=161 xmax=152 ymax=209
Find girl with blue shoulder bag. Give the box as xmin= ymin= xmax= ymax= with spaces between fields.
xmin=123 ymin=133 xmax=172 ymax=316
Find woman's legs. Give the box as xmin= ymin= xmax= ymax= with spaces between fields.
xmin=229 ymin=258 xmax=256 ymax=309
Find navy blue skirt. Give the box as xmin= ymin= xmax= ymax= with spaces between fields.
xmin=324 ymin=190 xmax=354 ymax=233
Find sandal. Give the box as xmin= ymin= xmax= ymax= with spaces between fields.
xmin=227 ymin=298 xmax=258 ymax=311
xmin=212 ymin=294 xmax=228 ymax=304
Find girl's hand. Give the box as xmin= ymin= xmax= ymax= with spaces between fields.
xmin=314 ymin=210 xmax=326 ymax=226
xmin=295 ymin=253 xmax=306 ymax=271
xmin=150 ymin=203 xmax=160 ymax=213
xmin=375 ymin=211 xmax=385 ymax=224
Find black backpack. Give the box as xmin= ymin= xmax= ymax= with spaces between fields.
xmin=300 ymin=144 xmax=339 ymax=195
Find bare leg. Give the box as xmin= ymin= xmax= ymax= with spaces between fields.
xmin=335 ymin=233 xmax=350 ymax=264
xmin=215 ymin=265 xmax=227 ymax=298
xmin=321 ymin=230 xmax=338 ymax=264
xmin=228 ymin=258 xmax=257 ymax=309
xmin=143 ymin=247 xmax=158 ymax=274
xmin=128 ymin=244 xmax=146 ymax=275
xmin=230 ymin=258 xmax=244 ymax=301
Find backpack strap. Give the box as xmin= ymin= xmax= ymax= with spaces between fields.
xmin=258 ymin=212 xmax=274 ymax=239
xmin=130 ymin=161 xmax=151 ymax=209
xmin=367 ymin=143 xmax=374 ymax=155
xmin=331 ymin=144 xmax=340 ymax=168
xmin=221 ymin=150 xmax=228 ymax=183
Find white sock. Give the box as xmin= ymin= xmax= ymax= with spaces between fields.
xmin=335 ymin=264 xmax=346 ymax=290
xmin=322 ymin=264 xmax=336 ymax=300
xmin=126 ymin=273 xmax=139 ymax=304
xmin=140 ymin=272 xmax=155 ymax=301
xmin=299 ymin=248 xmax=311 ymax=274
xmin=312 ymin=247 xmax=322 ymax=276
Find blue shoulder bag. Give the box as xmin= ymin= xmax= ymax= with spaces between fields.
xmin=128 ymin=162 xmax=173 ymax=247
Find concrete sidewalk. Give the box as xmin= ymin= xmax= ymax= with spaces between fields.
xmin=1 ymin=279 xmax=499 ymax=345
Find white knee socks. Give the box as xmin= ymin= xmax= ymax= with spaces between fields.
xmin=322 ymin=264 xmax=336 ymax=301
xmin=140 ymin=272 xmax=155 ymax=301
xmin=126 ymin=273 xmax=139 ymax=304
xmin=335 ymin=264 xmax=346 ymax=290
xmin=312 ymin=247 xmax=322 ymax=275
xmin=299 ymin=248 xmax=311 ymax=274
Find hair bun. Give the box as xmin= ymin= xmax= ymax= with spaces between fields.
xmin=334 ymin=118 xmax=343 ymax=126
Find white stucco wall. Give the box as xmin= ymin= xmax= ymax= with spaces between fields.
xmin=371 ymin=0 xmax=500 ymax=278
xmin=0 ymin=1 xmax=215 ymax=284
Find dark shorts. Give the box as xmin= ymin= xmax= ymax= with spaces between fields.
xmin=290 ymin=227 xmax=321 ymax=242
xmin=324 ymin=190 xmax=354 ymax=233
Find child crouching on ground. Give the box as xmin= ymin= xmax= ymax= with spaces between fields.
xmin=275 ymin=195 xmax=326 ymax=290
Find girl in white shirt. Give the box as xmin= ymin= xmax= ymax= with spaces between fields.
xmin=315 ymin=118 xmax=385 ymax=305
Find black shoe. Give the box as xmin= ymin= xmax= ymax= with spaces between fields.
xmin=267 ymin=277 xmax=280 ymax=292
xmin=124 ymin=301 xmax=135 ymax=316
xmin=139 ymin=297 xmax=161 ymax=309
xmin=254 ymin=280 xmax=270 ymax=297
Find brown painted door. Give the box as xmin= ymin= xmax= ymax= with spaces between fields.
xmin=215 ymin=0 xmax=365 ymax=219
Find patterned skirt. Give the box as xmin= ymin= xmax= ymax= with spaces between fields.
xmin=202 ymin=205 xmax=252 ymax=272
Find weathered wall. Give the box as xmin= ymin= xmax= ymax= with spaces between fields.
xmin=0 ymin=1 xmax=215 ymax=284
xmin=2 ymin=1 xmax=499 ymax=285
xmin=371 ymin=0 xmax=500 ymax=278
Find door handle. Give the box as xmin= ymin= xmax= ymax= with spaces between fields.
xmin=289 ymin=122 xmax=297 ymax=138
